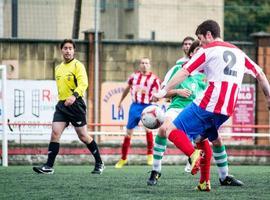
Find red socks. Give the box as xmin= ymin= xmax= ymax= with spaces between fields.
xmin=121 ymin=136 xmax=131 ymax=160
xmin=146 ymin=131 xmax=153 ymax=155
xmin=168 ymin=129 xmax=195 ymax=157
xmin=197 ymin=140 xmax=212 ymax=183
xmin=121 ymin=131 xmax=153 ymax=160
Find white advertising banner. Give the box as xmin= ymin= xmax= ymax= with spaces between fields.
xmin=1 ymin=80 xmax=74 ymax=137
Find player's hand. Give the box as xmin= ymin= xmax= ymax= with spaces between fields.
xmin=64 ymin=95 xmax=76 ymax=106
xmin=177 ymin=89 xmax=192 ymax=98
xmin=118 ymin=102 xmax=122 ymax=111
xmin=153 ymin=88 xmax=167 ymax=99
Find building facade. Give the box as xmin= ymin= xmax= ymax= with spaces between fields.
xmin=1 ymin=0 xmax=224 ymax=41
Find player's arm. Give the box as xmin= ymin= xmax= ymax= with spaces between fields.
xmin=256 ymin=71 xmax=270 ymax=109
xmin=165 ymin=88 xmax=192 ymax=98
xmin=118 ymin=84 xmax=131 ymax=109
xmin=65 ymin=62 xmax=88 ymax=106
xmin=155 ymin=49 xmax=206 ymax=98
xmin=244 ymin=56 xmax=270 ymax=109
xmin=155 ymin=68 xmax=190 ymax=98
xmin=73 ymin=62 xmax=88 ymax=97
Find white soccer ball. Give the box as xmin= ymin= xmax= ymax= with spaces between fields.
xmin=141 ymin=105 xmax=165 ymax=129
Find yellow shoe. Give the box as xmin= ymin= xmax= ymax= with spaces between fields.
xmin=190 ymin=149 xmax=202 ymax=175
xmin=147 ymin=154 xmax=153 ymax=165
xmin=115 ymin=159 xmax=127 ymax=168
xmin=197 ymin=180 xmax=211 ymax=192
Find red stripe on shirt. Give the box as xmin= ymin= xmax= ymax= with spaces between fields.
xmin=245 ymin=57 xmax=259 ymax=76
xmin=142 ymin=74 xmax=152 ymax=103
xmin=199 ymin=82 xmax=215 ymax=109
xmin=227 ymin=83 xmax=238 ymax=115
xmin=149 ymin=79 xmax=159 ymax=100
xmin=144 ymin=73 xmax=152 ymax=86
xmin=214 ymin=82 xmax=228 ymax=114
xmin=135 ymin=73 xmax=142 ymax=102
xmin=203 ymin=41 xmax=238 ymax=49
xmin=186 ymin=53 xmax=206 ymax=73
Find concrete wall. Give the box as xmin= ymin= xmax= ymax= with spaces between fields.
xmin=101 ymin=40 xmax=180 ymax=82
xmin=0 ymin=38 xmax=180 ymax=82
xmin=0 ymin=39 xmax=88 ymax=80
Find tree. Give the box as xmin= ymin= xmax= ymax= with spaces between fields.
xmin=224 ymin=0 xmax=270 ymax=41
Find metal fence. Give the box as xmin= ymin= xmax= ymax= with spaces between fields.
xmin=1 ymin=0 xmax=269 ymax=42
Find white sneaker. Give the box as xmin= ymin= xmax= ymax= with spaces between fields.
xmin=184 ymin=160 xmax=191 ymax=173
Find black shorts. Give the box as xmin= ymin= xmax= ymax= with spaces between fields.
xmin=53 ymin=98 xmax=87 ymax=127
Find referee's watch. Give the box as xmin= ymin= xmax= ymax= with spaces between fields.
xmin=73 ymin=92 xmax=80 ymax=99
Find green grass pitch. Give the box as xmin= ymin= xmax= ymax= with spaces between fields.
xmin=1 ymin=165 xmax=270 ymax=200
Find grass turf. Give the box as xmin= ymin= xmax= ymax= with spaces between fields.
xmin=0 ymin=165 xmax=270 ymax=200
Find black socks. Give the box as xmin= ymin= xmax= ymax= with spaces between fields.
xmin=86 ymin=140 xmax=102 ymax=164
xmin=46 ymin=142 xmax=60 ymax=167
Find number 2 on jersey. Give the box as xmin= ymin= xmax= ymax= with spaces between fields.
xmin=223 ymin=50 xmax=237 ymax=77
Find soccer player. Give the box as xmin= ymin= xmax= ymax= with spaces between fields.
xmin=163 ymin=36 xmax=196 ymax=173
xmin=176 ymin=36 xmax=194 ymax=64
xmin=148 ymin=40 xmax=244 ymax=189
xmin=33 ymin=39 xmax=104 ymax=174
xmin=115 ymin=57 xmax=161 ymax=168
xmin=154 ymin=20 xmax=270 ymax=190
xmin=148 ymin=40 xmax=210 ymax=187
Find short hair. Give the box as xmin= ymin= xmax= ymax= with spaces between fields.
xmin=195 ymin=20 xmax=221 ymax=39
xmin=182 ymin=36 xmax=194 ymax=44
xmin=60 ymin=39 xmax=76 ymax=49
xmin=187 ymin=40 xmax=201 ymax=58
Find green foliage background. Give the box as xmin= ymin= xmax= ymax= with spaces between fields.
xmin=224 ymin=0 xmax=270 ymax=41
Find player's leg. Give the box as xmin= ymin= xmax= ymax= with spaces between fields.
xmin=147 ymin=117 xmax=170 ymax=186
xmin=75 ymin=124 xmax=104 ymax=174
xmin=145 ymin=128 xmax=154 ymax=165
xmin=196 ymin=139 xmax=212 ymax=191
xmin=212 ymin=137 xmax=243 ymax=186
xmin=33 ymin=122 xmax=66 ymax=174
xmin=115 ymin=128 xmax=133 ymax=168
xmin=202 ymin=114 xmax=243 ymax=186
xmin=115 ymin=103 xmax=141 ymax=168
xmin=167 ymin=104 xmax=205 ymax=175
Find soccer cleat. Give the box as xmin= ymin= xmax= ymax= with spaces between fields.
xmin=184 ymin=157 xmax=192 ymax=173
xmin=33 ymin=164 xmax=54 ymax=174
xmin=197 ymin=180 xmax=211 ymax=192
xmin=147 ymin=170 xmax=161 ymax=186
xmin=91 ymin=162 xmax=105 ymax=174
xmin=115 ymin=159 xmax=128 ymax=168
xmin=219 ymin=175 xmax=244 ymax=186
xmin=190 ymin=149 xmax=202 ymax=175
xmin=147 ymin=154 xmax=153 ymax=166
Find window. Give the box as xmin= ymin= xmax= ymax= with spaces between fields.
xmin=100 ymin=0 xmax=106 ymax=12
xmin=32 ymin=89 xmax=40 ymax=117
xmin=14 ymin=89 xmax=25 ymax=117
xmin=125 ymin=0 xmax=134 ymax=10
xmin=125 ymin=34 xmax=134 ymax=39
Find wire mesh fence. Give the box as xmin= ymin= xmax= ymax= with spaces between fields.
xmin=1 ymin=0 xmax=269 ymax=42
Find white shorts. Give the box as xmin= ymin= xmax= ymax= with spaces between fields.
xmin=165 ymin=108 xmax=183 ymax=121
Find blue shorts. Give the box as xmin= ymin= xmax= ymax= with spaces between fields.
xmin=126 ymin=102 xmax=151 ymax=129
xmin=173 ymin=103 xmax=229 ymax=141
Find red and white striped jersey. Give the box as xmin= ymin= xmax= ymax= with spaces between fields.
xmin=128 ymin=71 xmax=161 ymax=104
xmin=183 ymin=41 xmax=262 ymax=116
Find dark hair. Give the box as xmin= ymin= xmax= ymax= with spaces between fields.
xmin=195 ymin=20 xmax=220 ymax=38
xmin=182 ymin=36 xmax=194 ymax=45
xmin=187 ymin=40 xmax=201 ymax=58
xmin=60 ymin=39 xmax=76 ymax=49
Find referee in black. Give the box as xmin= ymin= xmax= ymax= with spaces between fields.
xmin=33 ymin=39 xmax=104 ymax=174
